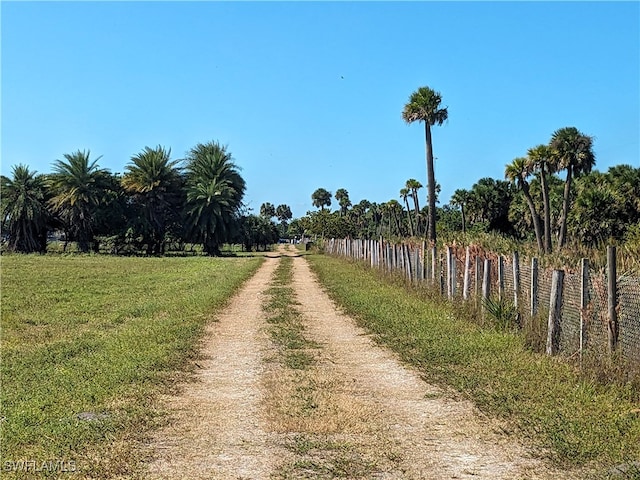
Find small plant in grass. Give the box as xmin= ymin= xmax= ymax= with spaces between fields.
xmin=482 ymin=297 xmax=519 ymax=330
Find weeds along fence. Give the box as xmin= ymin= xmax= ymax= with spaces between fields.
xmin=323 ymin=238 xmax=640 ymax=363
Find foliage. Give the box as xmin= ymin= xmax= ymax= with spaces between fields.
xmin=1 ymin=165 xmax=51 ymax=253
xmin=183 ymin=141 xmax=246 ymax=256
xmin=402 ymin=85 xmax=448 ymax=244
xmin=260 ymin=202 xmax=276 ymax=218
xmin=550 ymin=127 xmax=596 ymax=249
xmin=47 ymin=150 xmax=111 ymax=252
xmin=482 ymin=297 xmax=519 ymax=330
xmin=334 ymin=188 xmax=351 ymax=216
xmin=121 ymin=146 xmax=183 ymax=255
xmin=300 ymin=209 xmax=356 ymax=239
xmin=311 ymin=187 xmax=332 ymax=211
xmin=236 ymin=214 xmax=278 ymax=251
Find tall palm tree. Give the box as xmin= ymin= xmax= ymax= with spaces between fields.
xmin=399 ymin=187 xmax=415 ymax=237
xmin=405 ymin=178 xmax=423 ymax=236
xmin=48 ymin=150 xmax=110 ymax=252
xmin=450 ymin=188 xmax=471 ymax=234
xmin=550 ymin=127 xmax=595 ymax=249
xmin=402 ymin=86 xmax=448 ymax=244
xmin=1 ymin=165 xmax=50 ymax=253
xmin=121 ymin=146 xmax=182 ymax=255
xmin=505 ymin=157 xmax=544 ymax=252
xmin=184 ymin=141 xmax=246 ymax=256
xmin=334 ymin=188 xmax=351 ymax=216
xmin=311 ymin=188 xmax=332 ymax=211
xmin=527 ymin=144 xmax=554 ymax=252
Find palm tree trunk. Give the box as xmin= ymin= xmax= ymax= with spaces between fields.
xmin=540 ymin=165 xmax=552 ymax=252
xmin=424 ymin=123 xmax=437 ymax=244
xmin=558 ymin=166 xmax=573 ymax=249
xmin=522 ymin=184 xmax=544 ymax=252
xmin=403 ymin=198 xmax=414 ymax=237
xmin=461 ymin=204 xmax=466 ymax=234
xmin=411 ymin=190 xmax=421 ymax=236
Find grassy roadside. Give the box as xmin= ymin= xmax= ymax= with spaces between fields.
xmin=307 ymin=254 xmax=640 ymax=478
xmin=0 ymin=254 xmax=262 ymax=479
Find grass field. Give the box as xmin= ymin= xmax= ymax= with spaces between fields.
xmin=0 ymin=254 xmax=262 ymax=478
xmin=308 ymin=254 xmax=640 ymax=478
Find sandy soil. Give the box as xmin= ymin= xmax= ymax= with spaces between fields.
xmin=145 ymin=245 xmax=583 ymax=479
xmin=145 ymin=255 xmax=286 ymax=479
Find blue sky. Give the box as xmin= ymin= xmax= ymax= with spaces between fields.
xmin=2 ymin=1 xmax=638 ymax=219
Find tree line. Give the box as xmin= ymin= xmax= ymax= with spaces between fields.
xmin=1 ymin=141 xmax=268 ymax=255
xmin=300 ymin=86 xmax=639 ymax=253
xmin=303 ymin=156 xmax=639 ymax=251
xmin=5 ymin=85 xmax=637 ymax=255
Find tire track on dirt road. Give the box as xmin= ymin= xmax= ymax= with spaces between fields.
xmin=290 ymin=255 xmax=584 ymax=480
xmin=146 ymin=257 xmax=287 ymax=480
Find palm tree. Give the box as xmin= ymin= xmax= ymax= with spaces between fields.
xmin=550 ymin=127 xmax=595 ymax=249
xmin=1 ymin=165 xmax=50 ymax=253
xmin=275 ymin=204 xmax=293 ymax=237
xmin=505 ymin=157 xmax=544 ymax=252
xmin=402 ymin=86 xmax=448 ymax=244
xmin=334 ymin=188 xmax=351 ymax=216
xmin=405 ymin=178 xmax=423 ymax=236
xmin=260 ymin=202 xmax=276 ymax=218
xmin=48 ymin=150 xmax=110 ymax=252
xmin=121 ymin=146 xmax=182 ymax=255
xmin=450 ymin=188 xmax=471 ymax=234
xmin=399 ymin=187 xmax=415 ymax=237
xmin=311 ymin=188 xmax=332 ymax=211
xmin=527 ymin=144 xmax=554 ymax=252
xmin=184 ymin=141 xmax=246 ymax=255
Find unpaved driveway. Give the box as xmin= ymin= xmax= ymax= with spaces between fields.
xmin=145 ymin=246 xmax=582 ymax=479
xmin=146 ymin=256 xmax=286 ymax=479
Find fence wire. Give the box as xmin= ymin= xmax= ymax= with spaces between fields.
xmin=324 ymin=238 xmax=640 ymax=363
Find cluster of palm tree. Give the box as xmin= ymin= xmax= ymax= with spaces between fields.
xmin=303 ymin=185 xmax=429 ymax=239
xmin=1 ymin=142 xmax=247 ymax=255
xmin=502 ymin=127 xmax=595 ymax=252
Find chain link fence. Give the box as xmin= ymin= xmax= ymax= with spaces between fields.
xmin=324 ymin=238 xmax=640 ymax=364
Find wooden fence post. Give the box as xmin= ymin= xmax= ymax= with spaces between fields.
xmin=431 ymin=245 xmax=438 ymax=285
xmin=513 ymin=251 xmax=521 ymax=309
xmin=421 ymin=241 xmax=426 ymax=281
xmin=446 ymin=246 xmax=453 ymax=299
xmin=580 ymin=258 xmax=589 ymax=360
xmin=463 ymin=246 xmax=471 ymax=300
xmin=607 ymin=246 xmax=618 ymax=353
xmin=531 ymin=257 xmax=539 ymax=318
xmin=482 ymin=258 xmax=491 ymax=313
xmin=439 ymin=252 xmax=446 ymax=296
xmin=546 ymin=269 xmax=564 ymax=355
xmin=498 ymin=256 xmax=505 ymax=302
xmin=475 ymin=256 xmax=482 ymax=309
xmin=451 ymin=252 xmax=457 ymax=298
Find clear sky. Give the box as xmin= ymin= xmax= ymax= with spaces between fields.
xmin=2 ymin=1 xmax=639 ymax=219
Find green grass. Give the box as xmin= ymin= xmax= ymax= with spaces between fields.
xmin=0 ymin=254 xmax=262 ymax=478
xmin=308 ymin=254 xmax=640 ymax=476
xmin=264 ymin=256 xmax=317 ymax=370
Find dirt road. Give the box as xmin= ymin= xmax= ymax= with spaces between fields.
xmin=145 ymin=246 xmax=581 ymax=479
